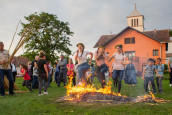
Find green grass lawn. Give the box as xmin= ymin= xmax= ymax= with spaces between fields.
xmin=0 ymin=77 xmax=172 ymax=115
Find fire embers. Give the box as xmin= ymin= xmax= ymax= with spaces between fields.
xmin=64 ymin=92 xmax=133 ymax=103
xmin=57 ymin=92 xmax=171 ymax=104
xmin=135 ymin=92 xmax=171 ymax=103
xmin=57 ymin=76 xmax=171 ymax=104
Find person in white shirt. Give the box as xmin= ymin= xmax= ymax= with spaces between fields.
xmin=75 ymin=43 xmax=93 ymax=84
xmin=109 ymin=44 xmax=126 ymax=93
xmin=74 ymin=61 xmax=79 ymax=85
xmin=0 ymin=41 xmax=15 ymax=96
xmin=10 ymin=58 xmax=17 ymax=82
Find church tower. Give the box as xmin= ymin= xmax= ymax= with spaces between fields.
xmin=127 ymin=4 xmax=144 ymax=32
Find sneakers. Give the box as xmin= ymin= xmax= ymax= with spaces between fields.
xmin=38 ymin=93 xmax=43 ymax=96
xmin=43 ymin=92 xmax=48 ymax=95
xmin=38 ymin=92 xmax=48 ymax=96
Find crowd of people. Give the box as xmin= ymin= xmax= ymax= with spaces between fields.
xmin=0 ymin=41 xmax=172 ymax=97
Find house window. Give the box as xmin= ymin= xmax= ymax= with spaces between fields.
xmin=166 ymin=43 xmax=168 ymax=51
xmin=153 ymin=50 xmax=158 ymax=56
xmin=125 ymin=51 xmax=135 ymax=59
xmin=137 ymin=18 xmax=138 ymax=26
xmin=134 ymin=19 xmax=136 ymax=26
xmin=124 ymin=37 xmax=135 ymax=44
xmin=131 ymin=19 xmax=133 ymax=27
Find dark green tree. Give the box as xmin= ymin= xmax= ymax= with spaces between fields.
xmin=170 ymin=29 xmax=172 ymax=37
xmin=20 ymin=12 xmax=74 ymax=62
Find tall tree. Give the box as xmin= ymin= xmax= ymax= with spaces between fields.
xmin=20 ymin=12 xmax=74 ymax=62
xmin=170 ymin=29 xmax=172 ymax=37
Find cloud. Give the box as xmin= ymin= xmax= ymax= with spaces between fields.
xmin=0 ymin=0 xmax=171 ymax=57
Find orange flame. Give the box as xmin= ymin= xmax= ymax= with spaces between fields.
xmin=64 ymin=76 xmax=170 ymax=103
xmin=149 ymin=92 xmax=155 ymax=99
xmin=65 ymin=75 xmax=126 ymax=101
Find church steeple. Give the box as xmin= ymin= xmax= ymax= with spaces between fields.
xmin=127 ymin=4 xmax=144 ymax=32
xmin=135 ymin=3 xmax=136 ymax=9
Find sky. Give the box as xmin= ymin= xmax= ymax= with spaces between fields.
xmin=0 ymin=0 xmax=172 ymax=58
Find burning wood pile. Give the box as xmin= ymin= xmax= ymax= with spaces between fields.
xmin=134 ymin=92 xmax=171 ymax=103
xmin=59 ymin=92 xmax=133 ymax=103
xmin=57 ymin=77 xmax=171 ymax=104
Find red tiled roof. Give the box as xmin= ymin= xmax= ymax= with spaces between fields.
xmin=93 ymin=34 xmax=116 ymax=48
xmin=143 ymin=29 xmax=170 ymax=43
xmin=94 ymin=26 xmax=170 ymax=48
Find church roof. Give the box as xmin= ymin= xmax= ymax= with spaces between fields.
xmin=127 ymin=5 xmax=143 ymax=18
xmin=93 ymin=27 xmax=170 ymax=48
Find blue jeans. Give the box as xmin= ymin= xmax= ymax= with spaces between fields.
xmin=78 ymin=62 xmax=90 ymax=82
xmin=112 ymin=70 xmax=124 ymax=93
xmin=55 ymin=71 xmax=59 ymax=84
xmin=48 ymin=73 xmax=52 ymax=87
xmin=32 ymin=75 xmax=39 ymax=88
xmin=0 ymin=69 xmax=14 ymax=96
xmin=144 ymin=76 xmax=156 ymax=93
xmin=58 ymin=68 xmax=67 ymax=87
xmin=97 ymin=74 xmax=100 ymax=82
xmin=97 ymin=64 xmax=108 ymax=88
xmin=90 ymin=72 xmax=94 ymax=83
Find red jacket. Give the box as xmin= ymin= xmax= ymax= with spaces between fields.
xmin=21 ymin=69 xmax=31 ymax=80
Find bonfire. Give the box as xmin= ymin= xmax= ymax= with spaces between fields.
xmin=57 ymin=76 xmax=171 ymax=104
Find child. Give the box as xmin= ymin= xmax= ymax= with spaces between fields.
xmin=66 ymin=58 xmax=76 ymax=86
xmin=32 ymin=62 xmax=39 ymax=89
xmin=90 ymin=63 xmax=95 ymax=83
xmin=111 ymin=62 xmax=118 ymax=87
xmin=18 ymin=64 xmax=33 ymax=92
xmin=85 ymin=69 xmax=93 ymax=86
xmin=142 ymin=58 xmax=160 ymax=93
xmin=74 ymin=61 xmax=79 ymax=85
xmin=155 ymin=58 xmax=164 ymax=93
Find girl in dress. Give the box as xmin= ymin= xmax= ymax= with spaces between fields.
xmin=66 ymin=58 xmax=76 ymax=86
